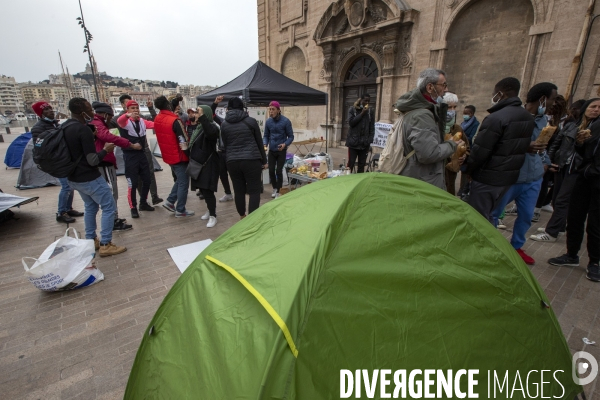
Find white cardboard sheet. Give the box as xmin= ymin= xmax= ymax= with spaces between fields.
xmin=167 ymin=239 xmax=213 ymax=274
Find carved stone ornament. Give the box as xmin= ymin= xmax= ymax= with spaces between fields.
xmin=320 ymin=55 xmax=335 ymax=82
xmin=367 ymin=3 xmax=386 ymax=23
xmin=382 ymin=43 xmax=397 ymax=75
xmin=345 ymin=0 xmax=366 ymax=29
xmin=335 ymin=17 xmax=349 ymax=35
xmin=446 ymin=0 xmax=458 ymax=8
xmin=337 ymin=46 xmax=356 ymax=62
xmin=362 ymin=40 xmax=384 ymax=59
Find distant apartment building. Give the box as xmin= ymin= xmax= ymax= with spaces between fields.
xmin=20 ymin=83 xmax=71 ymax=113
xmin=0 ymin=75 xmax=24 ymax=114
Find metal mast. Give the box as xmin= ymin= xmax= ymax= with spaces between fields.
xmin=76 ymin=0 xmax=100 ymax=101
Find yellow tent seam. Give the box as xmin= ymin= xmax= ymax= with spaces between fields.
xmin=205 ymin=255 xmax=299 ymax=358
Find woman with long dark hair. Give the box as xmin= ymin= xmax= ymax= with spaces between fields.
xmin=548 ymin=98 xmax=600 ymax=282
xmin=189 ymin=105 xmax=221 ymax=228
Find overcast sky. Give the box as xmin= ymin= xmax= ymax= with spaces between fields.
xmin=0 ymin=0 xmax=259 ymax=86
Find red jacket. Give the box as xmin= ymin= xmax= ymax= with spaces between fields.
xmin=91 ymin=115 xmax=131 ymax=167
xmin=154 ymin=110 xmax=189 ymax=165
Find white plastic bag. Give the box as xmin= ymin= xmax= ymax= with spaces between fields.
xmin=23 ymin=228 xmax=104 ymax=291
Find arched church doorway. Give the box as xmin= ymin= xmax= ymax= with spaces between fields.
xmin=444 ymin=0 xmax=534 ymax=116
xmin=342 ymin=55 xmax=378 ymax=141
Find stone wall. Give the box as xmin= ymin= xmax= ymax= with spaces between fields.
xmin=258 ymin=0 xmax=600 ymax=145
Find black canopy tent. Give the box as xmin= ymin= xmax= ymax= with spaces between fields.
xmin=197 ymin=61 xmax=329 ymax=151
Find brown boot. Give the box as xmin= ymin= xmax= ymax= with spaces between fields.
xmin=93 ymin=237 xmax=100 ymax=251
xmin=99 ymin=242 xmax=127 ymax=257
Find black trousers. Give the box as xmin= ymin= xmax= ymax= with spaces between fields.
xmin=268 ymin=150 xmax=286 ymax=190
xmin=124 ymin=151 xmax=151 ymax=208
xmin=219 ymin=152 xmax=232 ymax=195
xmin=566 ymin=176 xmax=600 ymax=264
xmin=535 ymin=170 xmax=554 ymax=208
xmin=348 ymin=148 xmax=369 ymax=173
xmin=545 ymin=169 xmax=578 ymax=237
xmin=457 ymin=172 xmax=471 ymax=197
xmin=468 ymin=180 xmax=511 ymax=224
xmin=138 ymin=145 xmax=159 ymax=200
xmin=227 ymin=160 xmax=262 ymax=216
xmin=200 ymin=188 xmax=217 ymax=217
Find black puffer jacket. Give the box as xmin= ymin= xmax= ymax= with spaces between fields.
xmin=548 ymin=122 xmax=582 ymax=169
xmin=220 ymin=109 xmax=267 ymax=164
xmin=467 ymin=97 xmax=534 ymax=186
xmin=346 ymin=104 xmax=375 ymax=150
xmin=31 ymin=119 xmax=58 ymax=140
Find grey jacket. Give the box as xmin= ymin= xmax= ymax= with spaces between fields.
xmin=395 ymin=88 xmax=457 ymax=190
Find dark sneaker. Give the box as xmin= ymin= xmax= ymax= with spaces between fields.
xmin=66 ymin=209 xmax=84 ymax=217
xmin=531 ymin=212 xmax=540 ymax=223
xmin=131 ymin=208 xmax=140 ymax=218
xmin=548 ymin=254 xmax=580 ymax=267
xmin=56 ymin=212 xmax=76 ymax=223
xmin=116 ymin=218 xmax=127 ymax=224
xmin=505 ymin=204 xmax=518 ymax=215
xmin=586 ymin=263 xmax=600 ymax=282
xmin=163 ymin=202 xmax=176 ymax=212
xmin=113 ymin=221 xmax=133 ymax=231
xmin=152 ymin=197 xmax=163 ymax=205
xmin=175 ymin=210 xmax=195 ymax=218
xmin=139 ymin=203 xmax=155 ymax=212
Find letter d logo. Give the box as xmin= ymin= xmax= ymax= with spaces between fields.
xmin=573 ymin=351 xmax=598 ymax=386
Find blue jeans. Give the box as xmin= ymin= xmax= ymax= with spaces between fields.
xmin=68 ymin=176 xmax=117 ymax=244
xmin=492 ymin=178 xmax=543 ymax=250
xmin=167 ymin=163 xmax=189 ymax=213
xmin=57 ymin=177 xmax=74 ymax=214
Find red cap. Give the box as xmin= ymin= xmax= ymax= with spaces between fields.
xmin=269 ymin=101 xmax=281 ymax=109
xmin=32 ymin=101 xmax=51 ymax=117
xmin=125 ymin=100 xmax=139 ymax=109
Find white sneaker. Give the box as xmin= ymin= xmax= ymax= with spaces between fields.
xmin=201 ymin=211 xmax=210 ymax=220
xmin=274 ymin=193 xmax=280 ymax=199
xmin=219 ymin=194 xmax=233 ymax=202
xmin=538 ymin=227 xmax=565 ymax=236
xmin=271 ymin=190 xmax=278 ymax=198
xmin=497 ymin=219 xmax=507 ymax=230
xmin=541 ymin=204 xmax=554 ymax=213
xmin=530 ymin=232 xmax=557 ymax=242
xmin=207 ymin=216 xmax=217 ymax=228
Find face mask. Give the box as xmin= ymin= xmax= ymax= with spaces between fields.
xmin=82 ymin=112 xmax=93 ymax=123
xmin=189 ymin=117 xmax=196 ymax=122
xmin=491 ymin=92 xmax=503 ymax=106
xmin=432 ymin=87 xmax=443 ymax=104
xmin=42 ymin=116 xmax=54 ymax=122
xmin=446 ymin=110 xmax=456 ymax=123
xmin=463 ymin=115 xmax=471 ymax=121
xmin=538 ymin=97 xmax=547 ymax=116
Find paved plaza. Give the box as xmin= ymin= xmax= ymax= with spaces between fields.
xmin=0 ymin=134 xmax=598 ymax=399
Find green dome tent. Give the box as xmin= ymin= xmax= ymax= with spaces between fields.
xmin=125 ymin=174 xmax=580 ymax=399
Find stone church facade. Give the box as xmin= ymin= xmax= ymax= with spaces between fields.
xmin=256 ymin=0 xmax=600 ymax=145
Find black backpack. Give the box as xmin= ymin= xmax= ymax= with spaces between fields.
xmin=33 ymin=121 xmax=82 ymax=178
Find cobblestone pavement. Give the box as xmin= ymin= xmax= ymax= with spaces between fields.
xmin=0 ymin=141 xmax=597 ymax=399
